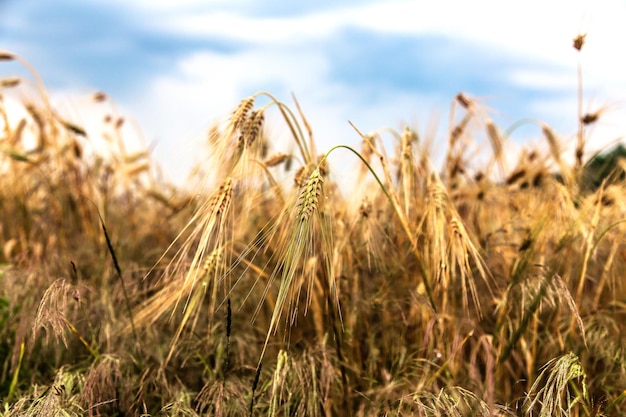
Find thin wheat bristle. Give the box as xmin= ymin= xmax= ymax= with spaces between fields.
xmin=297 ymin=168 xmax=323 ymax=223
xmin=206 ymin=124 xmax=220 ymax=146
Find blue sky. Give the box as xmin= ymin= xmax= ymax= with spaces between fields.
xmin=2 ymin=0 xmax=626 ymax=182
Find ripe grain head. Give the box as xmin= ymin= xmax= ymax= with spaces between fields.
xmin=230 ymin=96 xmax=255 ymax=132
xmin=297 ymin=168 xmax=323 ymax=223
xmin=0 ymin=51 xmax=15 ymax=61
xmin=263 ymin=153 xmax=290 ymax=168
xmin=573 ymin=33 xmax=586 ymax=51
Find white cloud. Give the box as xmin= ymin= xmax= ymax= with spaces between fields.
xmin=123 ymin=46 xmax=336 ymax=181
xmin=145 ymin=0 xmax=626 ymax=107
xmin=120 ymin=40 xmax=457 ymax=183
xmin=508 ymin=69 xmax=576 ymax=91
xmin=16 ymin=0 xmax=625 ymax=183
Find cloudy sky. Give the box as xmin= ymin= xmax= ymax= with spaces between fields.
xmin=1 ymin=0 xmax=626 ymax=182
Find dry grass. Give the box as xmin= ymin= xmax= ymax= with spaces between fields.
xmin=1 ymin=36 xmax=625 ymax=416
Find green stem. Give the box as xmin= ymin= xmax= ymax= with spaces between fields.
xmin=6 ymin=341 xmax=24 ymax=402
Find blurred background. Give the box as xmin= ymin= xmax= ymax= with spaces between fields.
xmin=1 ymin=0 xmax=625 ymax=183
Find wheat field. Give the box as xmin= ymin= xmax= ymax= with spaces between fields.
xmin=1 ymin=35 xmax=626 ymax=416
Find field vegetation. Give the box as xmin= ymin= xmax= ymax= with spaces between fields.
xmin=1 ymin=35 xmax=626 ymax=416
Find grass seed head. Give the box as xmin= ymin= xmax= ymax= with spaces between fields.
xmin=239 ymin=109 xmax=265 ymax=147
xmin=297 ymin=168 xmax=323 ymax=223
xmin=212 ymin=178 xmax=234 ymax=217
xmin=0 ymin=51 xmax=15 ymax=61
xmin=541 ymin=123 xmax=565 ymax=168
xmin=532 ymin=170 xmax=545 ymax=188
xmin=294 ymin=166 xmax=307 ymax=187
xmin=92 ymin=91 xmax=107 ymax=102
xmin=264 ymin=153 xmax=290 ymax=168
xmin=573 ymin=33 xmax=586 ymax=51
xmin=231 ymin=96 xmax=255 ymax=131
xmin=456 ymin=92 xmax=473 ymax=110
xmin=359 ymin=198 xmax=372 ymax=219
xmin=485 ymin=118 xmax=503 ymax=160
xmin=401 ymin=125 xmax=418 ymax=148
xmin=581 ymin=109 xmax=603 ymax=125
xmin=450 ymin=112 xmax=473 ymax=147
xmin=506 ymin=168 xmax=526 ymax=186
xmin=1 ymin=77 xmax=21 ymax=88
xmin=72 ymin=140 xmax=82 ymax=159
xmin=581 ymin=113 xmax=598 ymax=125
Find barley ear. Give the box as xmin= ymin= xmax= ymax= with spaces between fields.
xmin=0 ymin=51 xmax=15 ymax=61
xmin=230 ymin=96 xmax=255 ymax=131
xmin=297 ymin=168 xmax=323 ymax=223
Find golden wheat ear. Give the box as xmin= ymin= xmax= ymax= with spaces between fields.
xmin=129 ymin=177 xmax=235 ymax=360
xmin=421 ymin=172 xmax=493 ymax=317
